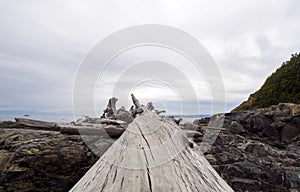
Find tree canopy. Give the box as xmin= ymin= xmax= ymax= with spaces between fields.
xmin=233 ymin=53 xmax=300 ymax=111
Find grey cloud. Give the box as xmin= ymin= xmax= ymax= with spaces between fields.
xmin=0 ymin=0 xmax=300 ymax=117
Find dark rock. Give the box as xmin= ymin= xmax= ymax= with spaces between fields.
xmin=281 ymin=124 xmax=300 ymax=143
xmin=0 ymin=150 xmax=13 ymax=176
xmin=1 ymin=102 xmax=300 ymax=192
xmin=0 ymin=128 xmax=114 ymax=192
xmin=245 ymin=143 xmax=273 ymax=157
xmin=270 ymin=121 xmax=286 ymax=130
xmin=244 ymin=113 xmax=271 ymax=132
xmin=229 ymin=121 xmax=246 ymax=134
xmin=193 ymin=103 xmax=300 ymax=192
xmin=284 ymin=167 xmax=300 ymax=189
xmin=262 ymin=126 xmax=280 ymax=138
xmin=193 ymin=117 xmax=210 ymax=126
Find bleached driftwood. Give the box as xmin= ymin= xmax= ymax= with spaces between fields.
xmin=146 ymin=102 xmax=154 ymax=111
xmin=58 ymin=125 xmax=125 ymax=138
xmin=130 ymin=94 xmax=144 ymax=117
xmin=154 ymin=109 xmax=166 ymax=115
xmin=70 ymin=107 xmax=233 ymax=191
xmin=12 ymin=118 xmax=125 ymax=138
xmin=15 ymin=118 xmax=60 ymax=131
xmin=101 ymin=97 xmax=118 ymax=119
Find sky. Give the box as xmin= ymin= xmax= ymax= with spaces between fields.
xmin=0 ymin=0 xmax=300 ymax=120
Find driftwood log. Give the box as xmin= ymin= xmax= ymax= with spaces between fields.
xmin=70 ymin=96 xmax=233 ymax=192
xmin=101 ymin=97 xmax=118 ymax=119
xmin=154 ymin=109 xmax=166 ymax=115
xmin=15 ymin=118 xmax=60 ymax=131
xmin=13 ymin=118 xmax=126 ymax=138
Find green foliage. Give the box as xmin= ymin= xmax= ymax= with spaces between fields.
xmin=250 ymin=53 xmax=300 ymax=108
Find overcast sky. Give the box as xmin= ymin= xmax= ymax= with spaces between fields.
xmin=1 ymin=0 xmax=300 ymax=119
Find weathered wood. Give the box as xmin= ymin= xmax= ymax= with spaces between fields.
xmin=70 ymin=109 xmax=233 ymax=192
xmin=59 ymin=125 xmax=125 ymax=138
xmin=146 ymin=102 xmax=154 ymax=111
xmin=154 ymin=109 xmax=166 ymax=115
xmin=12 ymin=118 xmax=126 ymax=138
xmin=131 ymin=94 xmax=142 ymax=109
xmin=174 ymin=117 xmax=183 ymax=125
xmin=97 ymin=119 xmax=127 ymax=126
xmin=130 ymin=94 xmax=144 ymax=117
xmin=185 ymin=130 xmax=203 ymax=138
xmin=104 ymin=125 xmax=126 ymax=138
xmin=59 ymin=125 xmax=106 ymax=135
xmin=15 ymin=118 xmax=60 ymax=131
xmin=101 ymin=97 xmax=118 ymax=119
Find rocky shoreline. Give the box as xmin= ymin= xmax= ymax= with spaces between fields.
xmin=0 ymin=103 xmax=299 ymax=191
xmin=195 ymin=103 xmax=300 ymax=191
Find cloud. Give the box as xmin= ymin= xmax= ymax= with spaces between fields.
xmin=0 ymin=0 xmax=300 ymax=118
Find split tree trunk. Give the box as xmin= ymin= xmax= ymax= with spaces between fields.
xmin=70 ymin=108 xmax=233 ymax=192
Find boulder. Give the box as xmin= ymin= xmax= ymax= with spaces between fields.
xmin=244 ymin=143 xmax=274 ymax=157
xmin=284 ymin=167 xmax=300 ymax=189
xmin=244 ymin=113 xmax=271 ymax=132
xmin=262 ymin=126 xmax=280 ymax=138
xmin=229 ymin=121 xmax=246 ymax=134
xmin=281 ymin=124 xmax=300 ymax=143
xmin=278 ymin=103 xmax=300 ymax=117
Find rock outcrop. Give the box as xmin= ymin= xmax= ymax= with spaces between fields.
xmin=189 ymin=103 xmax=300 ymax=191
xmin=0 ymin=129 xmax=108 ymax=192
xmin=1 ymin=100 xmax=300 ymax=191
xmin=0 ymin=113 xmax=126 ymax=191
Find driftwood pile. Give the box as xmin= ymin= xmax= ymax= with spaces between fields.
xmin=9 ymin=96 xmax=143 ymax=138
xmin=70 ymin=95 xmax=233 ymax=192
xmin=6 ymin=94 xmax=182 ymax=140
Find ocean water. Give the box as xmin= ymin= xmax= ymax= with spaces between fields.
xmin=0 ymin=111 xmax=75 ymax=123
xmin=0 ymin=110 xmax=210 ymax=123
xmin=171 ymin=115 xmax=211 ymax=123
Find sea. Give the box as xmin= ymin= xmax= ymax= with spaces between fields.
xmin=0 ymin=110 xmax=210 ymax=123
xmin=0 ymin=110 xmax=75 ymax=123
xmin=170 ymin=114 xmax=211 ymax=123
